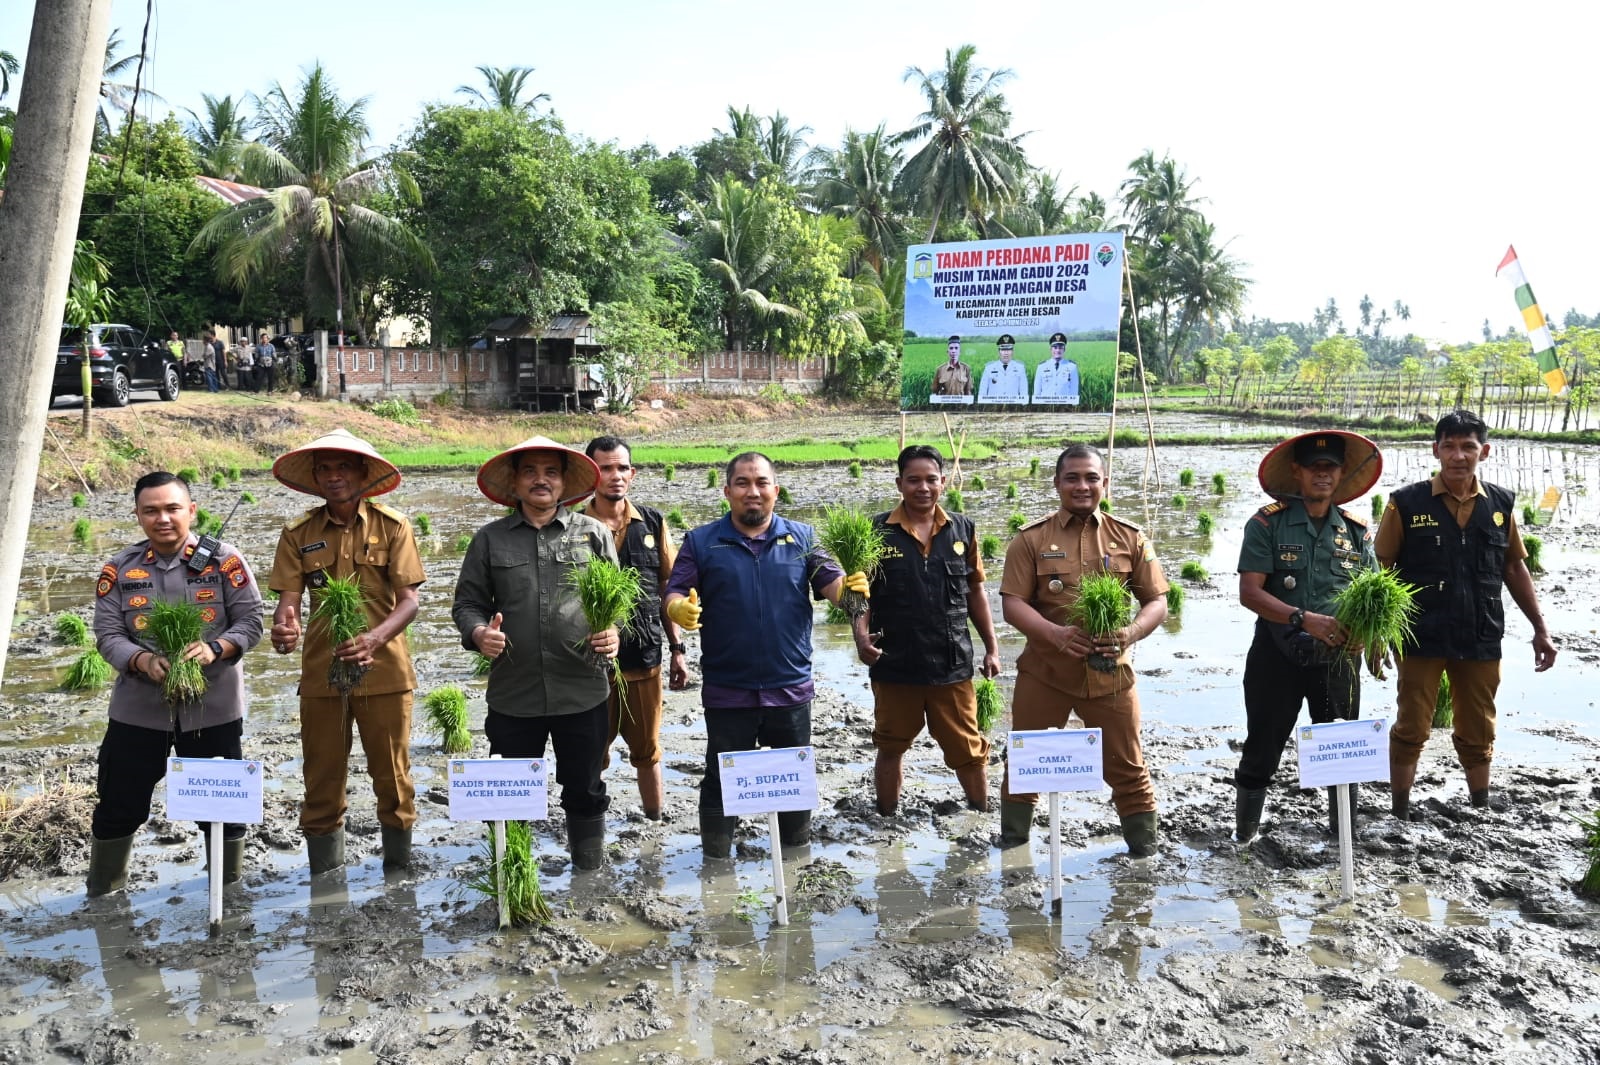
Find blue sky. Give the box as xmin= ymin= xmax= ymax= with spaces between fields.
xmin=5 ymin=0 xmax=1597 ymax=346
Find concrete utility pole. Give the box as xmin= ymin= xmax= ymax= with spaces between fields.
xmin=0 ymin=1 xmax=115 ymax=685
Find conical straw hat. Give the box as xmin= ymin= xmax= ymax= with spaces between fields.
xmin=272 ymin=428 xmax=401 ymax=498
xmin=1257 ymin=430 xmax=1383 ymax=506
xmin=476 ymin=436 xmax=600 ymax=509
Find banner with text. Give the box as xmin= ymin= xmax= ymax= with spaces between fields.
xmin=166 ymin=758 xmax=265 ymax=823
xmin=1005 ymin=728 xmax=1106 ymax=793
xmin=902 ymin=233 xmax=1124 ymax=412
xmin=448 ymin=758 xmax=548 ymax=821
xmin=1297 ymin=719 xmax=1391 ymax=788
xmin=718 ymin=746 xmax=818 ymax=816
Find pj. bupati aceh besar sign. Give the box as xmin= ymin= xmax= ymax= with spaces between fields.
xmin=902 ymin=233 xmax=1124 ymax=412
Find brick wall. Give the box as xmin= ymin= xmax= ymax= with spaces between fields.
xmin=319 ymin=345 xmax=514 ymax=406
xmin=653 ymin=350 xmax=829 ymax=394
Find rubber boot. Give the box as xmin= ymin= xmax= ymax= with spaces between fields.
xmin=874 ymin=752 xmax=903 ymax=815
xmin=86 ymin=833 xmax=135 ymax=897
xmin=1235 ymin=786 xmax=1268 ymax=844
xmin=203 ymin=831 xmax=245 ymax=884
xmin=1466 ymin=762 xmax=1492 ymax=809
xmin=1120 ymin=811 xmax=1159 ymax=858
xmin=306 ymin=828 xmax=345 ymax=876
xmin=567 ymin=815 xmax=606 ymax=871
xmin=699 ymin=810 xmax=737 ymax=861
xmin=956 ymin=763 xmax=990 ymax=812
xmin=1326 ymin=786 xmax=1344 ymax=837
xmin=778 ymin=810 xmax=811 ymax=848
xmin=380 ymin=825 xmax=412 ymax=868
xmin=999 ymin=801 xmax=1033 ymax=848
xmin=638 ymin=763 xmax=665 ymax=821
xmin=1390 ymin=760 xmax=1418 ymax=821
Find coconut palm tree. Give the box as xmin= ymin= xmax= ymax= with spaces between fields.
xmin=184 ymin=93 xmax=251 ymax=180
xmin=757 ymin=111 xmax=811 ymax=186
xmin=895 ymin=44 xmax=1028 ymax=243
xmin=191 ymin=63 xmax=433 ymax=338
xmin=96 ymin=29 xmax=162 ymax=143
xmin=693 ymin=174 xmax=800 ymax=355
xmin=993 ymin=169 xmax=1077 ymax=237
xmin=808 ymin=124 xmax=903 ymax=271
xmin=456 ymin=65 xmax=549 ymax=113
xmin=1167 ymin=219 xmax=1249 ymax=366
xmin=0 ymin=49 xmax=18 ymax=103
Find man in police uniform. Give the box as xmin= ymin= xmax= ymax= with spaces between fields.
xmin=977 ymin=335 xmax=1029 ymax=402
xmin=998 ymin=445 xmax=1169 ymax=856
xmin=87 ymin=471 xmax=263 ymax=895
xmin=1031 ymin=332 xmax=1080 ymax=404
xmin=268 ymin=429 xmax=425 ymax=874
xmin=1235 ymin=430 xmax=1382 ymax=843
xmin=1376 ymin=410 xmax=1556 ymax=818
xmin=932 ymin=336 xmax=973 ymax=397
xmin=852 ymin=445 xmax=1001 ymax=814
xmin=582 ymin=435 xmax=688 ymax=821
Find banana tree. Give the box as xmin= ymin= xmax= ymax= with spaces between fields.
xmin=62 ymin=241 xmax=114 ymax=439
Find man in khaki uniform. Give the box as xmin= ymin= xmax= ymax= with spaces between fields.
xmin=932 ymin=336 xmax=973 ymax=397
xmin=999 ymin=444 xmax=1169 ymax=856
xmin=268 ymin=429 xmax=425 ymax=873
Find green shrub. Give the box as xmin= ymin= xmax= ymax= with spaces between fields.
xmin=1180 ymin=561 xmax=1208 ymax=582
xmin=980 ymin=534 xmax=1000 ymax=559
xmin=371 ymin=397 xmax=421 ymax=426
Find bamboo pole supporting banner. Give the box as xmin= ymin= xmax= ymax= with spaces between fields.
xmin=1121 ymin=259 xmax=1161 ymax=491
xmin=767 ymin=810 xmax=789 ymax=927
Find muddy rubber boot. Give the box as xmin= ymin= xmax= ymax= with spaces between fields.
xmin=1235 ymin=786 xmax=1268 ymax=844
xmin=874 ymin=752 xmax=903 ymax=815
xmin=699 ymin=811 xmax=737 ymax=861
xmin=999 ymin=801 xmax=1033 ymax=848
xmin=1390 ymin=760 xmax=1417 ymax=822
xmin=1466 ymin=762 xmax=1491 ymax=809
xmin=638 ymin=763 xmax=665 ymax=821
xmin=568 ymin=815 xmax=606 ymax=871
xmin=306 ymin=828 xmax=345 ymax=876
xmin=380 ymin=825 xmax=412 ymax=869
xmin=203 ymin=831 xmax=245 ymax=885
xmin=778 ymin=810 xmax=811 ymax=848
xmin=956 ymin=764 xmax=990 ymax=812
xmin=1326 ymin=786 xmax=1344 ymax=836
xmin=86 ymin=833 xmax=135 ymax=897
xmin=1120 ymin=811 xmax=1159 ymax=858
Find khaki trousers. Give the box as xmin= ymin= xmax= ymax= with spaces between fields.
xmin=607 ymin=669 xmax=664 ymax=767
xmin=1001 ymin=670 xmax=1155 ymax=816
xmin=1391 ymin=657 xmax=1500 ymax=770
xmin=299 ymin=691 xmax=416 ymax=835
xmin=870 ymin=679 xmax=989 ymax=770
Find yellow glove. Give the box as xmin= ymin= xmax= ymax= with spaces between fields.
xmin=844 ymin=571 xmax=870 ymax=599
xmin=667 ymin=588 xmax=702 ymax=631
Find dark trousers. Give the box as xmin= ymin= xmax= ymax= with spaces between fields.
xmin=92 ymin=717 xmax=245 ymax=840
xmin=1236 ymin=624 xmax=1360 ymax=790
xmin=700 ymin=701 xmax=811 ymax=816
xmin=485 ymin=703 xmax=609 ymax=818
xmin=262 ymin=363 xmax=276 ymax=391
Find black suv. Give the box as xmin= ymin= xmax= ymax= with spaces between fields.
xmin=52 ymin=324 xmax=182 ymax=407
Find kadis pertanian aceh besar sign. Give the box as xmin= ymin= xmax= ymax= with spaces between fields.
xmin=901 ymin=233 xmax=1125 ymax=413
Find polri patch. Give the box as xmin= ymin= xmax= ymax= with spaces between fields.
xmin=127 ymin=595 xmax=149 ymax=608
xmin=199 ymin=606 xmax=218 ymax=624
xmin=123 ymin=567 xmax=150 ymax=580
xmin=195 ymin=588 xmax=217 ymax=602
xmin=132 ymin=613 xmax=149 ymax=631
xmin=228 ymin=568 xmax=249 ymax=589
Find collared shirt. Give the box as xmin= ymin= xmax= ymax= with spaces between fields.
xmin=582 ymin=498 xmax=677 ymax=682
xmin=933 ymin=361 xmax=972 ymax=395
xmin=882 ymin=502 xmax=986 ymax=586
xmin=999 ymin=509 xmax=1168 ymax=698
xmin=977 ymin=359 xmax=1029 ymax=401
xmin=1032 ymin=357 xmax=1079 ymax=401
xmin=1239 ymin=499 xmax=1373 ymax=613
xmin=94 ymin=534 xmax=263 ymax=732
xmin=269 ymin=498 xmax=425 ymax=696
xmin=452 ymin=506 xmax=619 ymax=717
xmin=1375 ymin=473 xmax=1526 ymax=567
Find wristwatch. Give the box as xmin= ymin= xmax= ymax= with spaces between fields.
xmin=207 ymin=639 xmax=226 ymax=660
xmin=1287 ymin=609 xmax=1305 ymax=631
xmin=668 ymin=642 xmax=687 ymax=655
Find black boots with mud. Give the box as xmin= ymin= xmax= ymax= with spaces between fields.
xmin=875 ymin=752 xmax=903 ymax=816
xmin=778 ymin=810 xmax=811 ymax=848
xmin=1235 ymin=785 xmax=1268 ymax=844
xmin=999 ymin=801 xmax=1033 ymax=847
xmin=956 ymin=764 xmax=990 ymax=811
xmin=306 ymin=828 xmax=345 ymax=875
xmin=568 ymin=815 xmax=606 ymax=871
xmin=699 ymin=811 xmax=737 ymax=860
xmin=203 ymin=831 xmax=246 ymax=884
xmin=86 ymin=833 xmax=135 ymax=897
xmin=380 ymin=825 xmax=412 ymax=869
xmin=1121 ymin=811 xmax=1159 ymax=858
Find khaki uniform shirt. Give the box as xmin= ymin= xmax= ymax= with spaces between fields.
xmin=999 ymin=509 xmax=1168 ymax=698
xmin=94 ymin=535 xmax=263 ymax=731
xmin=269 ymin=499 xmax=425 ymax=696
xmin=582 ymin=498 xmax=677 ymax=683
xmin=933 ymin=361 xmax=972 ymax=396
xmin=1374 ymin=473 xmax=1527 ymax=567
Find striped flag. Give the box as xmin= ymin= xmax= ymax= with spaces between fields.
xmin=1495 ymin=245 xmax=1568 ymax=396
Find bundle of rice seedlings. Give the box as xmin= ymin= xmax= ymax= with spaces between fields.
xmin=1180 ymin=561 xmax=1208 ymax=582
xmin=1372 ymin=494 xmax=1386 ymax=520
xmin=1007 ymin=511 xmax=1026 ymax=535
xmin=1166 ymin=583 xmax=1185 ymax=614
xmin=705 ymin=468 xmax=718 ymax=488
xmin=719 ymin=498 xmax=731 ymax=514
xmin=1072 ymin=571 xmax=1132 ymax=673
xmin=62 ymin=649 xmax=111 ymax=690
xmin=1178 ymin=469 xmax=1195 ymax=488
xmin=974 ymin=677 xmax=1004 ymax=732
xmin=309 ymin=575 xmax=370 ymax=693
xmin=980 ymin=534 xmax=1000 ymax=560
xmin=176 ymin=467 xmax=199 ymax=484
xmin=1576 ymin=810 xmax=1600 ymax=898
xmin=824 ymin=601 xmax=851 ymax=624
xmin=424 ymin=685 xmax=472 ymax=753
xmin=1522 ymin=504 xmax=1537 ymax=526
xmin=1028 ymin=457 xmax=1041 ymax=478
xmin=71 ymin=518 xmax=91 ymax=545
xmin=667 ymin=508 xmax=685 ymax=528
xmin=970 ymin=474 xmax=986 ymax=490
xmin=1212 ymin=472 xmax=1227 ymax=494
xmin=54 ymin=612 xmax=90 ymax=647
xmin=1432 ymin=671 xmax=1453 ymax=729
xmin=1332 ymin=567 xmax=1419 ymax=669
xmin=848 ymin=460 xmax=862 ymax=480
xmin=1171 ymin=494 xmax=1188 ymax=508
xmin=415 ymin=513 xmax=432 ymax=536
xmin=241 ymin=490 xmax=257 ymax=504
xmin=945 ymin=488 xmax=965 ymax=514
xmin=1524 ymin=535 xmax=1544 ymax=573
xmin=147 ymin=599 xmax=207 ymax=705
xmin=818 ymin=507 xmax=885 ymax=619
xmin=663 ymin=464 xmax=675 ymax=482
xmin=210 ymin=471 xmax=227 ymax=489
xmin=72 ymin=492 xmax=86 ymax=508
xmin=466 ymin=820 xmax=553 ymax=926
xmin=454 ymin=534 xmax=473 ymax=553
xmin=1098 ymin=499 xmax=1112 ymax=513
xmin=569 ymin=557 xmax=643 ymax=696
xmin=1005 ymin=482 xmax=1018 ymax=501
xmin=472 ymin=651 xmax=494 ymax=676
xmin=778 ymin=485 xmax=793 ymax=505
xmin=1197 ymin=511 xmax=1215 ymax=535
xmin=228 ymin=465 xmax=242 ymax=482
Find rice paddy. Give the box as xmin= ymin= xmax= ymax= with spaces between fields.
xmin=975 ymin=677 xmax=1003 ymax=732
xmin=1332 ymin=567 xmax=1419 ymax=674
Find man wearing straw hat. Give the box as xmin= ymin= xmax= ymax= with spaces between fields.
xmin=268 ymin=428 xmax=425 ymax=874
xmin=1234 ymin=430 xmax=1381 ymax=844
xmin=452 ymin=437 xmax=622 ymax=870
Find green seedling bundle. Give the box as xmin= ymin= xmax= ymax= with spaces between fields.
xmin=309 ymin=575 xmax=370 ymax=693
xmin=1332 ymin=567 xmax=1419 ymax=676
xmin=147 ymin=599 xmax=207 ymax=705
xmin=975 ymin=677 xmax=1004 ymax=732
xmin=818 ymin=507 xmax=885 ymax=619
xmin=424 ymin=685 xmax=472 ymax=754
xmin=1072 ymin=571 xmax=1132 ymax=674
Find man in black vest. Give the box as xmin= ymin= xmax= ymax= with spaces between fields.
xmin=1376 ymin=410 xmax=1556 ymax=817
xmin=853 ymin=445 xmax=1001 ymax=814
xmin=583 ymin=436 xmax=688 ymax=821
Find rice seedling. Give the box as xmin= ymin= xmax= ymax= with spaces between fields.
xmin=1180 ymin=561 xmax=1208 ymax=582
xmin=1432 ymin=672 xmax=1453 ymax=729
xmin=824 ymin=602 xmax=851 ymax=624
xmin=778 ymin=485 xmax=793 ymax=505
xmin=663 ymin=464 xmax=675 ymax=482
xmin=1171 ymin=494 xmax=1188 ymax=508
xmin=466 ymin=819 xmax=553 ymax=926
xmin=424 ymin=684 xmax=472 ymax=754
xmin=1166 ymin=583 xmax=1184 ymax=614
xmin=54 ymin=612 xmax=90 ymax=647
xmin=569 ymin=557 xmax=643 ymax=695
xmin=974 ymin=677 xmax=1004 ymax=732
xmin=71 ymin=518 xmax=91 ymax=544
xmin=1028 ymin=457 xmax=1041 ymax=478
xmin=667 ymin=508 xmax=685 ymax=528
xmin=1099 ymin=499 xmax=1112 ymax=513
xmin=147 ymin=599 xmax=208 ymax=705
xmin=454 ymin=533 xmax=473 ymax=553
xmin=705 ymin=468 xmax=718 ymax=489
xmin=946 ymin=488 xmax=965 ymax=514
xmin=1372 ymin=493 xmax=1386 ymax=520
xmin=1072 ymin=572 xmax=1132 ymax=673
xmin=1007 ymin=511 xmax=1026 ymax=534
xmin=72 ymin=492 xmax=86 ymax=508
xmin=472 ymin=651 xmax=494 ymax=676
xmin=970 ymin=474 xmax=986 ymax=490
xmin=818 ymin=507 xmax=885 ymax=618
xmin=1005 ymin=482 xmax=1017 ymax=500
xmin=1524 ymin=535 xmax=1544 ymax=573
xmin=719 ymin=498 xmax=731 ymax=514
xmin=415 ymin=513 xmax=433 ymax=536
xmin=1178 ymin=469 xmax=1195 ymax=488
xmin=1212 ymin=472 xmax=1227 ymax=494
xmin=241 ymin=491 xmax=256 ymax=504
xmin=1522 ymin=504 xmax=1537 ymax=527
xmin=227 ymin=465 xmax=242 ymax=482
xmin=62 ymin=649 xmax=111 ymax=690
xmin=210 ymin=471 xmax=226 ymax=489
xmin=176 ymin=467 xmax=199 ymax=485
xmin=309 ymin=575 xmax=370 ymax=693
xmin=1332 ymin=567 xmax=1419 ymax=672
xmin=1576 ymin=810 xmax=1600 ymax=898
xmin=848 ymin=460 xmax=862 ymax=480
xmin=980 ymin=534 xmax=1000 ymax=559
xmin=1197 ymin=511 xmax=1215 ymax=535
xmin=194 ymin=508 xmax=214 ymax=533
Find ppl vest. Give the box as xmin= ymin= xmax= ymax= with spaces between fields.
xmin=867 ymin=512 xmax=976 ymax=686
xmin=1391 ymin=480 xmax=1515 ymax=660
xmin=616 ymin=506 xmax=665 ymax=671
xmin=684 ymin=514 xmax=815 ymax=693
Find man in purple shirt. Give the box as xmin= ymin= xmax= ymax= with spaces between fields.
xmin=664 ymin=451 xmax=867 ymax=860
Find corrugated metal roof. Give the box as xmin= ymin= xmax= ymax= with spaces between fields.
xmin=482 ymin=314 xmax=596 ymax=341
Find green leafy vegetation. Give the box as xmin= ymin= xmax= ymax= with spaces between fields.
xmin=1524 ymin=534 xmax=1544 ymax=572
xmin=1332 ymin=567 xmax=1419 ymax=673
xmin=1171 ymin=494 xmax=1188 ymax=508
xmin=1098 ymin=499 xmax=1112 ymax=513
xmin=980 ymin=534 xmax=1000 ymax=559
xmin=667 ymin=508 xmax=685 ymax=528
xmin=415 ymin=513 xmax=432 ymax=536
xmin=147 ymin=599 xmax=207 ymax=705
xmin=1005 ymin=482 xmax=1017 ymax=500
xmin=309 ymin=576 xmax=370 ymax=693
xmin=848 ymin=460 xmax=862 ymax=480
xmin=54 ymin=613 xmax=90 ymax=647
xmin=569 ymin=557 xmax=643 ymax=699
xmin=663 ymin=464 xmax=675 ymax=482
xmin=1577 ymin=810 xmax=1600 ymax=898
xmin=1372 ymin=493 xmax=1385 ymax=520
xmin=472 ymin=651 xmax=493 ymax=677
xmin=946 ymin=487 xmax=964 ymax=514
xmin=371 ymin=398 xmax=422 ymax=426
xmin=1212 ymin=472 xmax=1226 ymax=494
xmin=1522 ymin=504 xmax=1537 ymax=526
xmin=1180 ymin=561 xmax=1208 ymax=582
xmin=228 ymin=465 xmax=242 ymax=482
xmin=62 ymin=649 xmax=112 ymax=690
xmin=1071 ymin=573 xmax=1132 ymax=673
xmin=241 ymin=491 xmax=256 ymax=504
xmin=71 ymin=493 xmax=86 ymax=508
xmin=466 ymin=820 xmax=552 ymax=926
xmin=455 ymin=533 xmax=473 ymax=553
xmin=975 ymin=677 xmax=1003 ymax=732
xmin=424 ymin=685 xmax=472 ymax=754
xmin=705 ymin=468 xmax=718 ymax=489
xmin=210 ymin=471 xmax=226 ymax=489
xmin=819 ymin=507 xmax=885 ymax=618
xmin=1432 ymin=672 xmax=1453 ymax=729
xmin=824 ymin=602 xmax=851 ymax=624
xmin=1007 ymin=511 xmax=1026 ymax=534
xmin=1166 ymin=583 xmax=1184 ymax=614
xmin=1197 ymin=511 xmax=1215 ymax=535
xmin=71 ymin=518 xmax=91 ymax=545
xmin=1028 ymin=457 xmax=1041 ymax=478
xmin=176 ymin=467 xmax=199 ymax=484
xmin=1179 ymin=469 xmax=1195 ymax=488
xmin=778 ymin=485 xmax=793 ymax=505
xmin=969 ymin=474 xmax=985 ymax=491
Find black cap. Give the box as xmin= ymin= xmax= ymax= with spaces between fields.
xmin=1049 ymin=332 xmax=1067 ymax=345
xmin=947 ymin=335 xmax=961 ymax=344
xmin=997 ymin=334 xmax=1015 ymax=347
xmin=1292 ymin=434 xmax=1346 ymax=465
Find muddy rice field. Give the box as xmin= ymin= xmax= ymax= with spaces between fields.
xmin=2 ymin=411 xmax=1599 ymax=1063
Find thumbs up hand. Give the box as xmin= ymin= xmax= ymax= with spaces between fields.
xmin=666 ymin=589 xmax=702 ymax=631
xmin=474 ymin=612 xmax=508 ymax=657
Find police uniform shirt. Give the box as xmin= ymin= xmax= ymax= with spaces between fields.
xmin=1239 ymin=499 xmax=1372 ymax=614
xmin=977 ymin=359 xmax=1029 ymax=401
xmin=999 ymin=510 xmax=1168 ymax=697
xmin=93 ymin=534 xmax=264 ymax=732
xmin=933 ymin=361 xmax=973 ymax=396
xmin=1374 ymin=473 xmax=1526 ymax=567
xmin=269 ymin=498 xmax=426 ymax=696
xmin=1032 ymin=357 xmax=1079 ymax=401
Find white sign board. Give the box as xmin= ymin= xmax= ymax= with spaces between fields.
xmin=165 ymin=758 xmax=264 ymax=823
xmin=1006 ymin=728 xmax=1105 ymax=793
xmin=448 ymin=758 xmax=547 ymax=821
xmin=718 ymin=747 xmax=818 ymax=816
xmin=1297 ymin=719 xmax=1391 ymax=788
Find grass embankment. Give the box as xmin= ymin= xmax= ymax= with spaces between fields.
xmin=1146 ymin=402 xmax=1600 ymax=445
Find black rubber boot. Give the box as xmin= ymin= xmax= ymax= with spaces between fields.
xmin=699 ymin=811 xmax=737 ymax=861
xmin=999 ymin=801 xmax=1033 ymax=848
xmin=1235 ymin=786 xmax=1268 ymax=844
xmin=568 ymin=815 xmax=605 ymax=871
xmin=778 ymin=810 xmax=811 ymax=848
xmin=306 ymin=828 xmax=345 ymax=876
xmin=86 ymin=833 xmax=135 ymax=897
xmin=380 ymin=825 xmax=412 ymax=868
xmin=1469 ymin=788 xmax=1490 ymax=809
xmin=1327 ymin=786 xmax=1348 ymax=836
xmin=203 ymin=831 xmax=245 ymax=884
xmin=1120 ymin=811 xmax=1159 ymax=858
